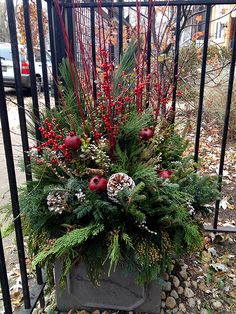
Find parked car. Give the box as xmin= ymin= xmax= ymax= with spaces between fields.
xmin=0 ymin=42 xmax=52 ymax=92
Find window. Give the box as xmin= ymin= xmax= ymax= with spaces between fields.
xmin=34 ymin=50 xmax=51 ymax=63
xmin=215 ymin=22 xmax=224 ymax=39
xmin=0 ymin=46 xmax=12 ymax=61
xmin=0 ymin=46 xmax=26 ymax=61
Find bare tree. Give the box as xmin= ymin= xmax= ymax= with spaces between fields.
xmin=0 ymin=2 xmax=10 ymax=43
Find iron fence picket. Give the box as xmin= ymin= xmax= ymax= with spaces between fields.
xmin=118 ymin=0 xmax=123 ymax=59
xmin=171 ymin=5 xmax=181 ymax=115
xmin=46 ymin=0 xmax=60 ymax=107
xmin=36 ymin=0 xmax=51 ymax=109
xmin=90 ymin=0 xmax=97 ymax=101
xmin=22 ymin=0 xmax=42 ymax=143
xmin=214 ymin=20 xmax=236 ymax=229
xmin=53 ymin=3 xmax=66 ymax=76
xmin=0 ymin=230 xmax=13 ymax=314
xmin=108 ymin=8 xmax=115 ymax=64
xmin=22 ymin=0 xmax=46 ymax=295
xmin=65 ymin=0 xmax=75 ymax=58
xmin=194 ymin=5 xmax=211 ymax=163
xmin=146 ymin=4 xmax=152 ymax=77
xmin=145 ymin=3 xmax=153 ymax=108
xmin=6 ymin=0 xmax=32 ymax=183
xmin=0 ymin=61 xmax=31 ymax=310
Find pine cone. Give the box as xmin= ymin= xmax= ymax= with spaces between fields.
xmin=47 ymin=191 xmax=69 ymax=214
xmin=107 ymin=173 xmax=135 ymax=203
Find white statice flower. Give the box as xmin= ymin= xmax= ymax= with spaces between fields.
xmin=187 ymin=202 xmax=196 ymax=215
xmin=75 ymin=189 xmax=86 ymax=203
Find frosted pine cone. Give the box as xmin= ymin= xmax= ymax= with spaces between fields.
xmin=107 ymin=173 xmax=135 ymax=203
xmin=47 ymin=191 xmax=69 ymax=214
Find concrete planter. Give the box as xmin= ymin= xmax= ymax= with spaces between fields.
xmin=55 ymin=261 xmax=162 ymax=313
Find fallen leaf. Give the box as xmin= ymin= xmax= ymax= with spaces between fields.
xmin=198 ymin=281 xmax=207 ymax=291
xmin=11 ymin=291 xmax=22 ymax=307
xmin=208 ymin=247 xmax=217 ymax=256
xmin=228 ymin=288 xmax=236 ymax=299
xmin=210 ymin=263 xmax=228 ymax=272
xmin=220 ymin=197 xmax=230 ymax=210
xmin=201 ymin=250 xmax=212 ymax=263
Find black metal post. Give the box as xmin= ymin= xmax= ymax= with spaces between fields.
xmin=145 ymin=4 xmax=152 ymax=108
xmin=36 ymin=265 xmax=45 ymax=308
xmin=118 ymin=0 xmax=123 ymax=60
xmin=53 ymin=2 xmax=66 ymax=73
xmin=0 ymin=62 xmax=31 ymax=310
xmin=171 ymin=5 xmax=181 ymax=114
xmin=7 ymin=1 xmax=45 ymax=307
xmin=22 ymin=0 xmax=42 ymax=143
xmin=108 ymin=8 xmax=115 ymax=64
xmin=36 ymin=0 xmax=51 ymax=109
xmin=0 ymin=230 xmax=13 ymax=314
xmin=47 ymin=0 xmax=59 ymax=107
xmin=6 ymin=0 xmax=32 ymax=183
xmin=90 ymin=0 xmax=97 ymax=101
xmin=194 ymin=5 xmax=211 ymax=163
xmin=146 ymin=5 xmax=152 ymax=76
xmin=66 ymin=2 xmax=75 ymax=57
xmin=213 ymin=20 xmax=236 ymax=229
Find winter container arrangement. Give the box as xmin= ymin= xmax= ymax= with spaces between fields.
xmin=20 ymin=1 xmax=219 ymax=312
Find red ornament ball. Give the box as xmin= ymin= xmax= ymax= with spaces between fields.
xmin=88 ymin=176 xmax=108 ymax=192
xmin=64 ymin=134 xmax=81 ymax=150
xmin=139 ymin=127 xmax=154 ymax=140
xmin=158 ymin=170 xmax=173 ymax=179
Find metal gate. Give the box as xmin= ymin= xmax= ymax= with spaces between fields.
xmin=0 ymin=0 xmax=236 ymax=313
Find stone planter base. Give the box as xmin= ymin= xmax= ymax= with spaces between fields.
xmin=55 ymin=261 xmax=162 ymax=313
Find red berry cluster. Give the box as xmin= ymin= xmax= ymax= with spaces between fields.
xmin=97 ymin=49 xmax=140 ymax=155
xmin=134 ymin=83 xmax=144 ymax=96
xmin=36 ymin=117 xmax=72 ymax=163
xmin=39 ymin=118 xmax=63 ymax=151
xmin=97 ymin=49 xmax=119 ymax=155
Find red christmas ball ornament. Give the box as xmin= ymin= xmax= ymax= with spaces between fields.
xmin=64 ymin=133 xmax=81 ymax=150
xmin=139 ymin=127 xmax=154 ymax=140
xmin=158 ymin=170 xmax=173 ymax=179
xmin=88 ymin=176 xmax=108 ymax=192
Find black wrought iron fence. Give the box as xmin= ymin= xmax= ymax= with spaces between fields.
xmin=0 ymin=0 xmax=236 ymax=313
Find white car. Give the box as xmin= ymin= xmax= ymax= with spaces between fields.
xmin=0 ymin=42 xmax=52 ymax=92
